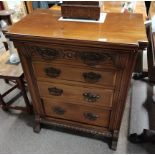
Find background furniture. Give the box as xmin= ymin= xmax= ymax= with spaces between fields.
xmin=128 ymin=1 xmax=155 ymax=144
xmin=146 ymin=2 xmax=155 ymax=83
xmin=0 ymin=9 xmax=14 ymax=52
xmin=0 ymin=9 xmax=14 ymax=26
xmin=6 ymin=9 xmax=147 ymax=150
xmin=25 ymin=2 xmax=33 ymax=14
xmin=0 ymin=1 xmax=4 ymax=10
xmin=25 ymin=1 xmax=60 ymax=13
xmin=0 ymin=51 xmax=31 ymax=113
xmin=2 ymin=1 xmax=27 ymax=23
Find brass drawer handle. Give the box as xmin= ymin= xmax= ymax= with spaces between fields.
xmin=53 ymin=106 xmax=65 ymax=115
xmin=84 ymin=112 xmax=99 ymax=121
xmin=44 ymin=67 xmax=61 ymax=78
xmin=37 ymin=48 xmax=59 ymax=60
xmin=48 ymin=87 xmax=63 ymax=96
xmin=83 ymin=92 xmax=100 ymax=102
xmin=83 ymin=72 xmax=101 ymax=83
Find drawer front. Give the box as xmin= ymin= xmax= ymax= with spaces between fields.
xmin=28 ymin=44 xmax=121 ymax=70
xmin=33 ymin=62 xmax=117 ymax=87
xmin=42 ymin=98 xmax=110 ymax=128
xmin=38 ymin=81 xmax=114 ymax=108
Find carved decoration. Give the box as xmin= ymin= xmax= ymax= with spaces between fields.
xmin=80 ymin=51 xmax=112 ymax=66
xmin=37 ymin=47 xmax=59 ymax=60
xmin=41 ymin=119 xmax=112 ymax=137
xmin=18 ymin=43 xmax=33 ymax=58
xmin=20 ymin=44 xmax=122 ymax=69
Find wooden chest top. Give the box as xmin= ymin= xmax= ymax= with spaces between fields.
xmin=6 ymin=9 xmax=147 ymax=48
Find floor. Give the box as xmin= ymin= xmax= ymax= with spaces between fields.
xmin=0 ymin=77 xmax=155 ymax=153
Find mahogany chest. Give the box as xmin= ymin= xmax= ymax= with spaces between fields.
xmin=6 ymin=9 xmax=147 ymax=150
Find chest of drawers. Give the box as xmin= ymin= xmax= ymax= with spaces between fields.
xmin=6 ymin=10 xmax=147 ymax=150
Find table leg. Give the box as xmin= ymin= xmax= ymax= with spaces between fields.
xmin=0 ymin=94 xmax=8 ymax=111
xmin=17 ymin=76 xmax=32 ymax=113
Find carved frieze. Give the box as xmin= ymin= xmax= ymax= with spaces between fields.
xmin=21 ymin=44 xmax=122 ymax=69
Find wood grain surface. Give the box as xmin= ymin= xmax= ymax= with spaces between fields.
xmin=7 ymin=9 xmax=147 ymax=46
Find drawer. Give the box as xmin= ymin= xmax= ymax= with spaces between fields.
xmin=28 ymin=44 xmax=122 ymax=70
xmin=33 ymin=62 xmax=117 ymax=87
xmin=38 ymin=81 xmax=114 ymax=108
xmin=42 ymin=98 xmax=111 ymax=128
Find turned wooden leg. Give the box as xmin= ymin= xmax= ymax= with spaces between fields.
xmin=33 ymin=115 xmax=41 ymax=133
xmin=4 ymin=79 xmax=9 ymax=84
xmin=17 ymin=76 xmax=32 ymax=113
xmin=3 ymin=42 xmax=8 ymax=51
xmin=0 ymin=94 xmax=8 ymax=111
xmin=110 ymin=130 xmax=119 ymax=151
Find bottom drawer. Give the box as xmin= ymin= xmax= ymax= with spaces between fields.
xmin=42 ymin=98 xmax=111 ymax=128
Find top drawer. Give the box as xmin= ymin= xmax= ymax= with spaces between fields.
xmin=27 ymin=44 xmax=123 ymax=70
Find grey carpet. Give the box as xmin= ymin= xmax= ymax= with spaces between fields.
xmin=0 ymin=79 xmax=155 ymax=153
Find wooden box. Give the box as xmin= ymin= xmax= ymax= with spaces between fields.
xmin=61 ymin=1 xmax=101 ymax=20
